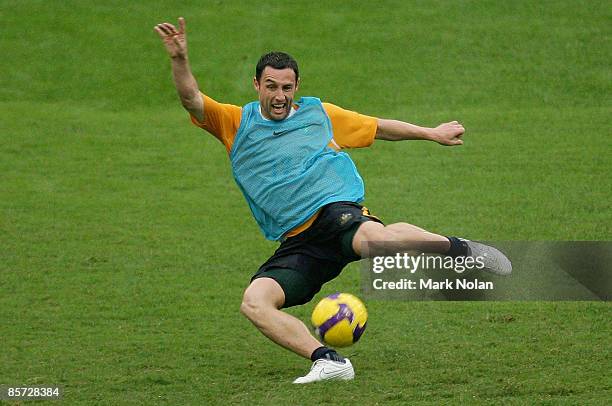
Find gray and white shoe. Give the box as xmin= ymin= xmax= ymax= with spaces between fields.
xmin=292 ymin=358 xmax=355 ymax=384
xmin=463 ymin=240 xmax=512 ymax=275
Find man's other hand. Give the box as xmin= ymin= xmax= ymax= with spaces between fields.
xmin=154 ymin=17 xmax=188 ymax=59
xmin=430 ymin=121 xmax=465 ymax=146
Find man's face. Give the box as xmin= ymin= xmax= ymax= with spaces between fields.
xmin=254 ymin=66 xmax=299 ymax=121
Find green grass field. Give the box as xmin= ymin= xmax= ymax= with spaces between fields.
xmin=1 ymin=0 xmax=611 ymax=404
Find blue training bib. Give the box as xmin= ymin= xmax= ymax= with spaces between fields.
xmin=230 ymin=97 xmax=365 ymax=240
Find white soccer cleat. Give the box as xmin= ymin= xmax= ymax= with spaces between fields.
xmin=292 ymin=358 xmax=355 ymax=384
xmin=463 ymin=240 xmax=512 ymax=275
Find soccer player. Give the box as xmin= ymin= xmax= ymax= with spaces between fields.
xmin=155 ymin=17 xmax=511 ymax=384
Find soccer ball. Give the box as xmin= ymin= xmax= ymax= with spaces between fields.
xmin=311 ymin=292 xmax=368 ymax=347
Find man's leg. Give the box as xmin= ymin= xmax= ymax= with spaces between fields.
xmin=352 ymin=221 xmax=511 ymax=275
xmin=352 ymin=221 xmax=451 ymax=256
xmin=240 ymin=277 xmax=321 ymax=359
xmin=240 ymin=276 xmax=355 ymax=383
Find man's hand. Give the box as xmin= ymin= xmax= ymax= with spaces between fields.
xmin=429 ymin=121 xmax=465 ymax=146
xmin=154 ymin=17 xmax=188 ymax=59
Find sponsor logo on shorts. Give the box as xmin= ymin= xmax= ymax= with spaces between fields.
xmin=338 ymin=212 xmax=353 ymax=226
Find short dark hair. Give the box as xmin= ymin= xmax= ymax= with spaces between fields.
xmin=255 ymin=52 xmax=299 ymax=83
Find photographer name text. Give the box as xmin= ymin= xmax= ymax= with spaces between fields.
xmin=372 ymin=278 xmax=494 ymax=291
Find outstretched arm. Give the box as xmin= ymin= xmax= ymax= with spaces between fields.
xmin=376 ymin=119 xmax=465 ymax=146
xmin=154 ymin=17 xmax=204 ymax=122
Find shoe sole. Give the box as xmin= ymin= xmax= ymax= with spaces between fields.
xmin=468 ymin=241 xmax=512 ymax=275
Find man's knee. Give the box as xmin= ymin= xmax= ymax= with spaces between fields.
xmin=240 ymin=288 xmax=265 ymax=320
xmin=240 ymin=277 xmax=285 ymax=321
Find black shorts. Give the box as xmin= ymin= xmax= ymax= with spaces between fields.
xmin=251 ymin=201 xmax=383 ymax=308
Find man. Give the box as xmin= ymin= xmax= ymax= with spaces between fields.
xmin=155 ymin=17 xmax=511 ymax=384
